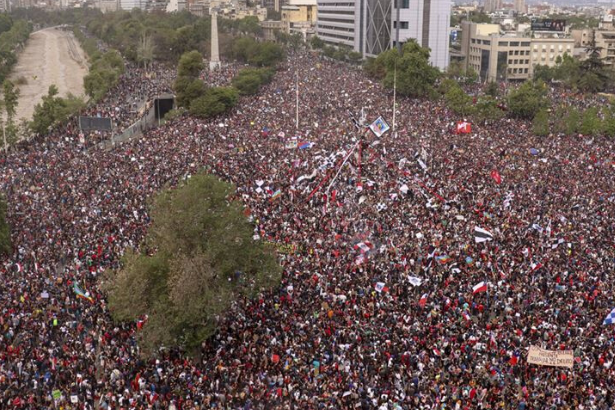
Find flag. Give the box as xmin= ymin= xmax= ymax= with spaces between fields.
xmin=270 ymin=189 xmax=282 ymax=202
xmin=354 ymin=241 xmax=374 ymax=254
xmin=472 ymin=281 xmax=487 ymax=294
xmin=435 ymin=255 xmax=451 ymax=264
xmin=490 ymin=169 xmax=502 ymax=184
xmin=375 ymin=282 xmax=388 ymax=293
xmin=298 ymin=141 xmax=313 ymax=150
xmin=419 ymin=293 xmax=428 ymax=308
xmin=417 ymin=158 xmax=427 ymax=171
xmin=456 ymin=121 xmax=471 ymax=134
xmin=15 ymin=263 xmax=23 ymax=273
xmin=285 ymin=139 xmax=298 ymax=149
xmin=408 ymin=276 xmax=422 ymax=287
xmin=462 ymin=311 xmax=471 ymax=321
xmin=73 ymin=283 xmax=94 ymax=303
xmin=368 ymin=116 xmax=390 ymax=137
xmin=530 ymin=261 xmax=543 ymax=272
xmin=603 ymin=308 xmax=615 ymax=325
xmin=474 ymin=226 xmax=494 ymax=243
xmin=296 ymin=170 xmax=318 ymax=184
xmin=509 ymin=351 xmax=520 ymax=366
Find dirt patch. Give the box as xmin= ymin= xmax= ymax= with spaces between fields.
xmin=9 ymin=27 xmax=89 ymax=123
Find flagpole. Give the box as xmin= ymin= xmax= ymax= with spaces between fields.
xmin=326 ymin=139 xmax=361 ymax=193
xmin=295 ymin=69 xmax=299 ymax=130
xmin=392 ymin=61 xmax=397 ymax=131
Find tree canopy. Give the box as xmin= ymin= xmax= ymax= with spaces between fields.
xmin=370 ymin=40 xmax=440 ymax=98
xmin=506 ymin=80 xmax=548 ymax=120
xmin=0 ymin=195 xmax=11 ymax=255
xmin=105 ymin=174 xmax=282 ymax=354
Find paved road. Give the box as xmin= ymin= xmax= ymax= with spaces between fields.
xmin=10 ymin=27 xmax=88 ymax=124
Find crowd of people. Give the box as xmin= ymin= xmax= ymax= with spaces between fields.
xmin=0 ymin=49 xmax=615 ymax=410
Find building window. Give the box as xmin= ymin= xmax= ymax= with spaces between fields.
xmin=483 ymin=40 xmax=491 ymax=45
xmin=510 ymin=41 xmax=519 ymax=46
xmin=400 ymin=21 xmax=408 ymax=29
xmin=498 ymin=41 xmax=508 ymax=46
xmin=521 ymin=42 xmax=530 ymax=46
xmin=524 ymin=68 xmax=529 ymax=73
xmin=471 ymin=39 xmax=476 ymax=44
xmin=508 ymin=59 xmax=512 ymax=64
xmin=397 ymin=0 xmax=410 ymax=7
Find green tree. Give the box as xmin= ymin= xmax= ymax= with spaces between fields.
xmin=0 ymin=14 xmax=12 ymax=35
xmin=444 ymin=83 xmax=473 ymax=116
xmin=507 ymin=80 xmax=547 ymax=120
xmin=474 ymin=96 xmax=505 ymax=124
xmin=177 ymin=50 xmax=204 ymax=78
xmin=579 ymin=107 xmax=601 ymax=136
xmin=470 ymin=12 xmax=492 ymax=24
xmin=486 ymin=81 xmax=498 ymax=97
xmin=602 ymin=108 xmax=615 ymax=138
xmin=381 ymin=40 xmax=440 ymax=98
xmin=174 ymin=77 xmax=206 ymax=108
xmin=29 ymin=86 xmax=85 ymax=135
xmin=0 ymin=195 xmax=11 ymax=255
xmin=2 ymin=80 xmax=20 ymax=145
xmin=189 ymin=87 xmax=239 ymax=118
xmin=105 ymin=174 xmax=282 ymax=354
xmin=310 ymin=35 xmax=325 ymax=49
xmin=532 ymin=108 xmax=550 ymax=136
xmin=231 ymin=68 xmax=274 ymax=96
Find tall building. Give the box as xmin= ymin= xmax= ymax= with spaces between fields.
xmin=513 ymin=0 xmax=524 ymax=14
xmin=316 ymin=0 xmax=361 ymax=50
xmin=120 ymin=0 xmax=145 ymax=9
xmin=483 ymin=0 xmax=501 ymax=13
xmin=317 ymin=0 xmax=450 ymax=66
xmin=390 ymin=0 xmax=450 ymax=69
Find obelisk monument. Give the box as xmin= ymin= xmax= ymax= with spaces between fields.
xmin=210 ymin=11 xmax=221 ymax=70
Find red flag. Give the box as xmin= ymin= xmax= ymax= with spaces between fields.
xmin=490 ymin=169 xmax=502 ymax=184
xmin=456 ymin=121 xmax=471 ymax=134
xmin=419 ymin=293 xmax=428 ymax=308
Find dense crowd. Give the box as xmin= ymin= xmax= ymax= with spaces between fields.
xmin=1 ymin=50 xmax=615 ymax=410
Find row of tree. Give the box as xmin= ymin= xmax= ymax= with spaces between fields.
xmin=533 ymin=104 xmax=615 ymax=138
xmin=83 ymin=50 xmax=125 ymax=101
xmin=0 ymin=17 xmax=32 ymax=85
xmin=175 ymin=39 xmax=284 ymax=119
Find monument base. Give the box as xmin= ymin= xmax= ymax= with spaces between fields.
xmin=209 ymin=61 xmax=221 ymax=70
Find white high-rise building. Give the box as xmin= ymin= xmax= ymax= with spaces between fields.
xmin=317 ymin=0 xmax=450 ymax=67
xmin=316 ymin=0 xmax=361 ymax=50
xmin=390 ymin=0 xmax=450 ymax=69
xmin=120 ymin=0 xmax=145 ymax=10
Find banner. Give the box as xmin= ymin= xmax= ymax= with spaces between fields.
xmin=527 ymin=346 xmax=573 ymax=368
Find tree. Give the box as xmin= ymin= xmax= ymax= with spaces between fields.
xmin=137 ymin=34 xmax=155 ymax=73
xmin=470 ymin=12 xmax=492 ymax=24
xmin=177 ymin=50 xmax=204 ymax=78
xmin=485 ymin=81 xmax=498 ymax=97
xmin=231 ymin=68 xmax=274 ymax=96
xmin=532 ymin=109 xmax=550 ymax=136
xmin=444 ymin=83 xmax=473 ymax=117
xmin=2 ymin=80 xmax=20 ymax=145
xmin=507 ymin=80 xmax=547 ymax=120
xmin=0 ymin=195 xmax=11 ymax=255
xmin=189 ymin=87 xmax=239 ymax=118
xmin=105 ymin=174 xmax=281 ymax=354
xmin=579 ymin=107 xmax=601 ymax=136
xmin=380 ymin=40 xmax=440 ymax=98
xmin=474 ymin=96 xmax=505 ymax=124
xmin=310 ymin=35 xmax=325 ymax=49
xmin=577 ymin=30 xmax=610 ymax=92
xmin=602 ymin=108 xmax=615 ymax=138
xmin=29 ymin=86 xmax=85 ymax=136
xmin=174 ymin=76 xmax=206 ymax=108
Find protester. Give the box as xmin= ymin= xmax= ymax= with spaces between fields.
xmin=0 ymin=50 xmax=614 ymax=410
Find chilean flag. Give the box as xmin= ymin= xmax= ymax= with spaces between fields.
xmin=456 ymin=121 xmax=471 ymax=134
xmin=472 ymin=281 xmax=487 ymax=294
xmin=490 ymin=169 xmax=502 ymax=184
xmin=419 ymin=293 xmax=428 ymax=308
